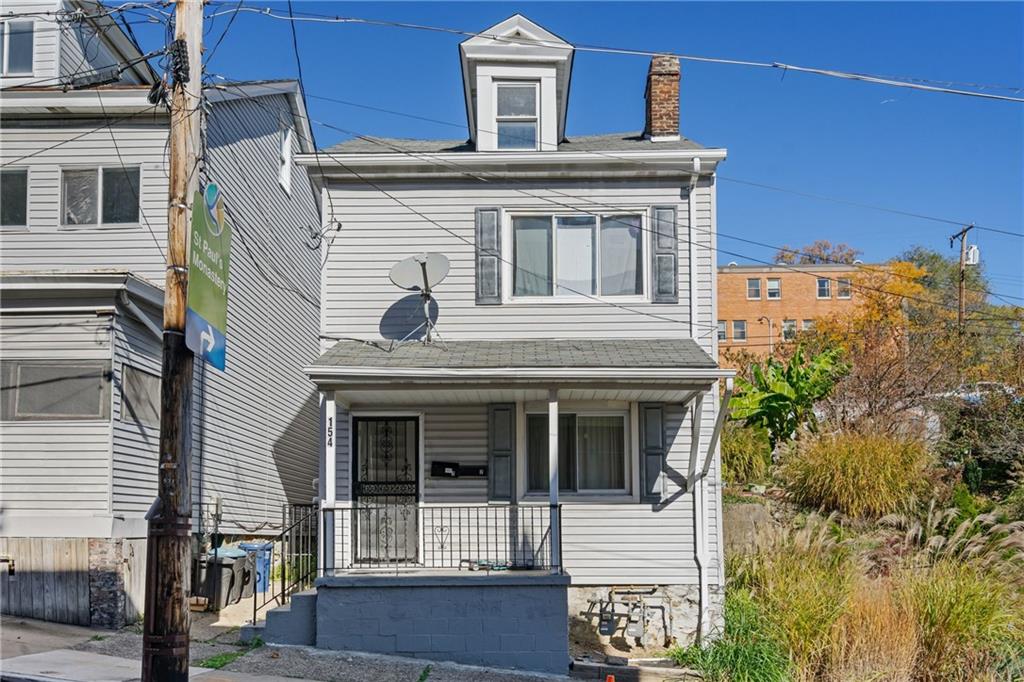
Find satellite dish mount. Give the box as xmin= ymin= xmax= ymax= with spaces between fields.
xmin=389 ymin=252 xmax=450 ymax=346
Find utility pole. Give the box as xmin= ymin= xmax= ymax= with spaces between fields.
xmin=142 ymin=2 xmax=202 ymax=680
xmin=950 ymin=224 xmax=974 ymax=335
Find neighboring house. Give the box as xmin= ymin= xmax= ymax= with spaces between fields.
xmin=717 ymin=262 xmax=865 ymax=360
xmin=0 ymin=1 xmax=321 ymax=627
xmin=254 ymin=15 xmax=732 ymax=674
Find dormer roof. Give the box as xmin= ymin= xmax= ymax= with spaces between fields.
xmin=459 ymin=14 xmax=575 ymax=146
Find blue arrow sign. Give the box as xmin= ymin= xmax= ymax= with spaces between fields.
xmin=185 ymin=308 xmax=226 ymax=371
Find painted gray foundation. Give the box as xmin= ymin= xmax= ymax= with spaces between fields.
xmin=314 ymin=572 xmax=571 ymax=674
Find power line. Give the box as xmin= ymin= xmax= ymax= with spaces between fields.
xmin=203 ymin=4 xmax=1024 ymax=104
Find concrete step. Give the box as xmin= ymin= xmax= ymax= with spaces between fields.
xmin=262 ymin=590 xmax=316 ymax=646
xmin=239 ymin=621 xmax=265 ymax=644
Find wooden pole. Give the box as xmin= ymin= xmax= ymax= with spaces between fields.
xmin=950 ymin=225 xmax=973 ymax=336
xmin=142 ymin=2 xmax=202 ymax=679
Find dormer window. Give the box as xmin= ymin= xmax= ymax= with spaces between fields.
xmin=496 ymin=82 xmax=539 ymax=150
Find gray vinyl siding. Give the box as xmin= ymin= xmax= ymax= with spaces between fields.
xmin=110 ymin=304 xmax=162 ymax=516
xmin=0 ymin=313 xmax=113 ymax=515
xmin=0 ymin=115 xmax=170 ymax=282
xmin=331 ymin=400 xmax=720 ymax=586
xmin=2 ymin=92 xmax=321 ymax=537
xmin=322 ymin=178 xmax=714 ymax=340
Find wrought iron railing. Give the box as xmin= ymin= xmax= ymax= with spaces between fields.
xmin=248 ymin=503 xmax=318 ymax=625
xmin=322 ymin=504 xmax=561 ymax=573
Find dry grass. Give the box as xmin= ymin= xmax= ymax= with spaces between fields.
xmin=780 ymin=431 xmax=932 ymax=519
xmin=825 ymin=579 xmax=918 ymax=682
xmin=721 ymin=421 xmax=773 ymax=485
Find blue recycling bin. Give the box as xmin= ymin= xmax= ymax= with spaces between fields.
xmin=239 ymin=541 xmax=273 ymax=594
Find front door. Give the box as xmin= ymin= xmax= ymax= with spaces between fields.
xmin=352 ymin=417 xmax=419 ymax=565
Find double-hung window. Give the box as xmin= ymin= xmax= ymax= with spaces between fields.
xmin=782 ymin=319 xmax=797 ymax=341
xmin=733 ymin=320 xmax=747 ymax=341
xmin=526 ymin=412 xmax=627 ymax=494
xmin=766 ymin=278 xmax=781 ymax=299
xmin=1 ymin=21 xmax=34 ymax=75
xmin=62 ymin=167 xmax=140 ymax=226
xmin=512 ymin=214 xmax=644 ymax=298
xmin=817 ymin=277 xmax=831 ymax=299
xmin=496 ymin=82 xmax=539 ymax=150
xmin=717 ymin=321 xmax=727 ymax=341
xmin=802 ymin=319 xmax=814 ymax=331
xmin=1 ymin=360 xmax=111 ymax=421
xmin=837 ymin=278 xmax=852 ymax=299
xmin=746 ymin=278 xmax=761 ymax=299
xmin=1 ymin=168 xmax=28 ymax=228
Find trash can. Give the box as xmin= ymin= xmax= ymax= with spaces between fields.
xmin=239 ymin=542 xmax=273 ymax=594
xmin=208 ymin=547 xmax=248 ymax=610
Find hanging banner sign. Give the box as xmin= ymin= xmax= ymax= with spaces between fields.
xmin=185 ymin=183 xmax=231 ymax=371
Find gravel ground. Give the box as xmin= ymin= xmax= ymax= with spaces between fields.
xmin=222 ymin=644 xmax=570 ymax=682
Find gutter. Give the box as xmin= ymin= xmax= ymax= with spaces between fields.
xmin=304 ymin=365 xmax=735 ymax=383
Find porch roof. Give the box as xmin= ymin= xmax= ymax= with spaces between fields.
xmin=307 ymin=338 xmax=731 ymax=400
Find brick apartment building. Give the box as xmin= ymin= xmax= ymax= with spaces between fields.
xmin=717 ymin=262 xmax=866 ymax=361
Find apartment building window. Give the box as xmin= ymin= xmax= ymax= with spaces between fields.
xmin=1 ymin=168 xmax=28 ymax=228
xmin=61 ymin=167 xmax=140 ymax=226
xmin=746 ymin=278 xmax=761 ymax=299
xmin=496 ymin=82 xmax=539 ymax=150
xmin=512 ymin=214 xmax=643 ymax=298
xmin=717 ymin=320 xmax=727 ymax=341
xmin=782 ymin=319 xmax=797 ymax=341
xmin=527 ymin=413 xmax=627 ymax=493
xmin=733 ymin=320 xmax=747 ymax=341
xmin=1 ymin=21 xmax=34 ymax=75
xmin=1 ymin=360 xmax=111 ymax=421
xmin=817 ymin=277 xmax=831 ymax=299
xmin=766 ymin=278 xmax=781 ymax=299
xmin=802 ymin=319 xmax=814 ymax=331
xmin=837 ymin=278 xmax=853 ymax=299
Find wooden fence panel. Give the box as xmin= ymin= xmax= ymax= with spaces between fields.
xmin=0 ymin=538 xmax=91 ymax=625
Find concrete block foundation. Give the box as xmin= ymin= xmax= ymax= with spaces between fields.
xmin=314 ymin=572 xmax=571 ymax=674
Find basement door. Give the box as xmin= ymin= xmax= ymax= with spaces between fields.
xmin=351 ymin=416 xmax=419 ymax=565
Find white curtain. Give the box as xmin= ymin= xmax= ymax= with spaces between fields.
xmin=513 ymin=217 xmax=552 ymax=296
xmin=600 ymin=215 xmax=642 ymax=296
xmin=578 ymin=416 xmax=625 ymax=490
xmin=556 ymin=217 xmax=596 ymax=295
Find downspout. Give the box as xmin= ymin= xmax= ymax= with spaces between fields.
xmin=687 ymin=161 xmax=710 ymax=645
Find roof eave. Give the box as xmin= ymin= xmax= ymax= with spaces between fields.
xmin=305 ymin=365 xmax=733 ymax=385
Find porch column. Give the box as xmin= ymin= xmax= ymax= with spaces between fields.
xmin=320 ymin=391 xmax=336 ymax=574
xmin=548 ymin=389 xmax=561 ymax=572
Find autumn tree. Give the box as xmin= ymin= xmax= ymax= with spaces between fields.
xmin=774 ymin=240 xmax=862 ymax=265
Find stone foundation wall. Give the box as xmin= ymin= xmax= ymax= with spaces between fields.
xmin=315 ymin=573 xmax=571 ymax=674
xmin=569 ymin=583 xmax=725 ymax=649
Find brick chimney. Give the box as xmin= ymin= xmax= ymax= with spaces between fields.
xmin=644 ymin=55 xmax=680 ymax=141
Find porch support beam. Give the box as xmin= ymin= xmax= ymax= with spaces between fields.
xmin=701 ymin=378 xmax=734 ymax=479
xmin=321 ymin=391 xmax=336 ymax=574
xmin=547 ymin=388 xmax=561 ymax=573
xmin=686 ymin=391 xmax=705 ymax=489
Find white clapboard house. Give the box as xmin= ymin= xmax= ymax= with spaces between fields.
xmin=251 ymin=15 xmax=734 ymax=675
xmin=0 ymin=1 xmax=322 ymax=627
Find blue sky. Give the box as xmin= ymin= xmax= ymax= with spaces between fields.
xmin=138 ymin=2 xmax=1023 ymax=299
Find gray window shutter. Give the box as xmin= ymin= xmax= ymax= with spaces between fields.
xmin=488 ymin=403 xmax=515 ymax=501
xmin=476 ymin=207 xmax=502 ymax=305
xmin=639 ymin=403 xmax=666 ymax=503
xmin=650 ymin=206 xmax=678 ymax=304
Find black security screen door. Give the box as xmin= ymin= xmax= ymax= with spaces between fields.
xmin=352 ymin=417 xmax=419 ymax=564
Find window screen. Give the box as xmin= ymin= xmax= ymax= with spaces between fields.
xmin=121 ymin=365 xmax=160 ymax=427
xmin=101 ymin=167 xmax=140 ymax=224
xmin=5 ymin=21 xmax=34 ymax=75
xmin=62 ymin=170 xmax=98 ymax=225
xmin=1 ymin=168 xmax=28 ymax=227
xmin=1 ymin=360 xmax=111 ymax=421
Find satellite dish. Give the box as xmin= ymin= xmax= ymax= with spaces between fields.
xmin=387 ymin=253 xmax=450 ymax=345
xmin=390 ymin=253 xmax=449 ymax=292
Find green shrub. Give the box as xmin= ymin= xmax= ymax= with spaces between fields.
xmin=668 ymin=589 xmax=789 ymax=682
xmin=779 ymin=431 xmax=931 ymax=518
xmin=721 ymin=421 xmax=772 ymax=485
xmin=900 ymin=560 xmax=1024 ymax=680
xmin=1002 ymin=483 xmax=1024 ymax=521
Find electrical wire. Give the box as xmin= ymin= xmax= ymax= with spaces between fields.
xmin=201 ymin=4 xmax=1024 ymax=103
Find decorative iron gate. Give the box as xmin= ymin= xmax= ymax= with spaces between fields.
xmin=352 ymin=417 xmax=419 ymax=564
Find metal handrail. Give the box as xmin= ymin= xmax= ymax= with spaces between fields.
xmin=248 ymin=504 xmax=318 ymax=625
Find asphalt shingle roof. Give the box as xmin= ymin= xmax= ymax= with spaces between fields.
xmin=323 ymin=132 xmax=706 ymax=155
xmin=313 ymin=338 xmax=717 ymax=370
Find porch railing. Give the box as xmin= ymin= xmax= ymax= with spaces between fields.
xmin=248 ymin=503 xmax=319 ymax=625
xmin=323 ymin=504 xmax=562 ymax=573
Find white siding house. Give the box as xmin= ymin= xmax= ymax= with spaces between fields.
xmin=0 ymin=2 xmax=321 ymax=626
xmin=282 ymin=15 xmax=733 ymax=671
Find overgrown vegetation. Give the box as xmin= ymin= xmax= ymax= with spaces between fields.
xmin=779 ymin=430 xmax=931 ymax=518
xmin=197 ymin=638 xmax=264 ymax=670
xmin=702 ymin=250 xmax=1024 ymax=681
